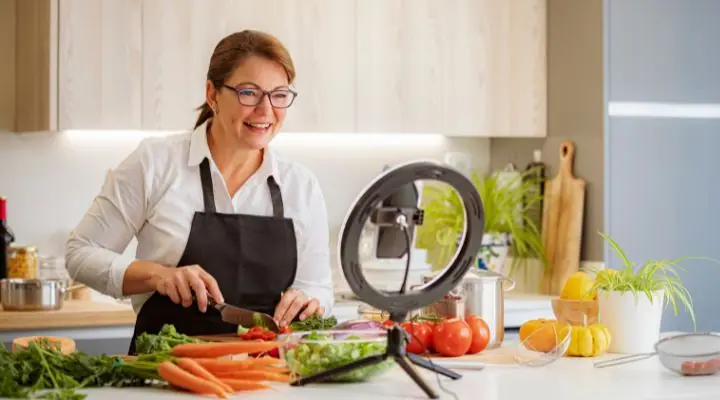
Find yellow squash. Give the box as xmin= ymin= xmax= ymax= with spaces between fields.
xmin=567 ymin=323 xmax=611 ymax=357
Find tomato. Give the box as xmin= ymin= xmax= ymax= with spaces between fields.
xmin=279 ymin=326 xmax=292 ymax=334
xmin=465 ymin=315 xmax=491 ymax=354
xmin=401 ymin=321 xmax=433 ymax=355
xmin=432 ymin=318 xmax=472 ymax=357
xmin=383 ymin=320 xmax=395 ymax=328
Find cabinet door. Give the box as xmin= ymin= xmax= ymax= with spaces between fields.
xmin=473 ymin=0 xmax=546 ymax=137
xmin=357 ymin=0 xmax=546 ymax=136
xmin=141 ymin=0 xmax=222 ymax=131
xmin=356 ymin=0 xmax=444 ymax=133
xmin=143 ymin=0 xmax=356 ymax=133
xmin=57 ymin=0 xmax=143 ymax=130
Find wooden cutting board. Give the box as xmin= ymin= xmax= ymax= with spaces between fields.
xmin=541 ymin=140 xmax=586 ymax=295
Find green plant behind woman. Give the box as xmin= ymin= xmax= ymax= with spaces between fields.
xmin=415 ymin=167 xmax=548 ymax=278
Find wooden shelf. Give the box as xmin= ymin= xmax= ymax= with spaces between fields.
xmin=0 ymin=300 xmax=136 ymax=331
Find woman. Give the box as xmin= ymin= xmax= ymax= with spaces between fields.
xmin=65 ymin=30 xmax=334 ymax=354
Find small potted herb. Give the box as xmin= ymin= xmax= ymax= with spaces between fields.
xmin=589 ymin=232 xmax=717 ymax=354
xmin=415 ymin=167 xmax=548 ymax=281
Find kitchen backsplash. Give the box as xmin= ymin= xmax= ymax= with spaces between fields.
xmin=0 ymin=130 xmax=490 ymax=294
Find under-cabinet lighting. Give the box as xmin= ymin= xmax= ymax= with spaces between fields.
xmin=62 ymin=130 xmax=447 ymax=147
xmin=609 ymin=101 xmax=720 ymax=119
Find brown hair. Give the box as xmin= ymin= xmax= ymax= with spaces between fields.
xmin=194 ymin=30 xmax=296 ymax=129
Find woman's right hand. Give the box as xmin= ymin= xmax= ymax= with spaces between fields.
xmin=151 ymin=264 xmax=224 ymax=312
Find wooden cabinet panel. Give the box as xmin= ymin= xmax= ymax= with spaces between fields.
xmin=356 ymin=0 xmax=444 ymax=133
xmin=477 ymin=0 xmax=546 ymax=137
xmin=0 ymin=0 xmax=17 ymax=131
xmin=142 ymin=0 xmax=356 ymax=133
xmin=356 ymin=0 xmax=546 ymax=137
xmin=58 ymin=0 xmax=142 ymax=130
xmin=141 ymin=0 xmax=222 ymax=131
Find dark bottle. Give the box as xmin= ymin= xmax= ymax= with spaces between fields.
xmin=1 ymin=196 xmax=15 ymax=280
xmin=524 ymin=150 xmax=546 ymax=235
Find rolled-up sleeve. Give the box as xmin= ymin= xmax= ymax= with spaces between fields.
xmin=65 ymin=140 xmax=151 ymax=299
xmin=291 ymin=175 xmax=335 ymax=315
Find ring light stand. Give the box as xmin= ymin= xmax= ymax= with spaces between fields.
xmin=290 ymin=161 xmax=485 ymax=399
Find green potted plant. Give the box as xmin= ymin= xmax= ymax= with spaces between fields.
xmin=414 ymin=167 xmax=548 ymax=281
xmin=588 ymin=232 xmax=717 ymax=354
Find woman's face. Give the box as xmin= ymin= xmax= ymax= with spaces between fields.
xmin=207 ymin=55 xmax=291 ymax=149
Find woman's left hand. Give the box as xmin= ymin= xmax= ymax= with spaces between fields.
xmin=274 ymin=288 xmax=323 ymax=327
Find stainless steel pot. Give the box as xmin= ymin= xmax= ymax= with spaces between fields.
xmin=420 ymin=270 xmax=515 ymax=349
xmin=0 ymin=278 xmax=83 ymax=311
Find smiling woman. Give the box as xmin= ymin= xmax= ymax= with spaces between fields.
xmin=64 ymin=30 xmax=334 ymax=355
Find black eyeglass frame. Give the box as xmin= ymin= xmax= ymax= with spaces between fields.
xmin=222 ymin=84 xmax=298 ymax=109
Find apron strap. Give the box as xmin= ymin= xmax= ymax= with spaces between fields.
xmin=266 ymin=176 xmax=284 ymax=218
xmin=199 ymin=158 xmax=216 ymax=213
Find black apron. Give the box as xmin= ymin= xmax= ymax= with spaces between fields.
xmin=128 ymin=157 xmax=298 ymax=355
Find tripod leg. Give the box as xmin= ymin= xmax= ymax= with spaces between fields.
xmin=407 ymin=353 xmax=462 ymax=380
xmin=291 ymin=354 xmax=387 ymax=386
xmin=395 ymin=356 xmax=440 ymax=399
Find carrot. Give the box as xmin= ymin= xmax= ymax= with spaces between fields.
xmin=157 ymin=361 xmax=227 ymax=398
xmin=171 ymin=341 xmax=282 ymax=358
xmin=213 ymin=370 xmax=292 ymax=383
xmin=219 ymin=378 xmax=271 ymax=392
xmin=193 ymin=357 xmax=284 ymax=372
xmin=177 ymin=358 xmax=234 ymax=393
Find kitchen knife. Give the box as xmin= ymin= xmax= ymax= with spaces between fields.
xmin=204 ymin=295 xmax=280 ymax=333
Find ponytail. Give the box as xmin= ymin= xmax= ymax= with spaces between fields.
xmin=194 ymin=102 xmax=213 ymax=130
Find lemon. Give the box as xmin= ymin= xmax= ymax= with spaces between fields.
xmin=560 ymin=271 xmax=596 ymax=300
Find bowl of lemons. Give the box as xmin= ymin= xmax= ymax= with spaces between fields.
xmin=551 ymin=270 xmax=613 ymax=326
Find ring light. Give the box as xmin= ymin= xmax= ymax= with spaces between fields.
xmin=290 ymin=160 xmax=486 ymax=399
xmin=339 ymin=160 xmax=485 ymax=317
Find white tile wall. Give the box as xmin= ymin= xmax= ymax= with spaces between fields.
xmin=0 ymin=131 xmax=490 ymax=298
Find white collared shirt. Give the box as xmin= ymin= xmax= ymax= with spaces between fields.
xmin=66 ymin=122 xmax=334 ymax=315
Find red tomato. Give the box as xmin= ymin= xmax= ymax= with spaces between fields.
xmin=432 ymin=318 xmax=472 ymax=357
xmin=383 ymin=320 xmax=395 ymax=328
xmin=401 ymin=321 xmax=433 ymax=355
xmin=465 ymin=315 xmax=491 ymax=354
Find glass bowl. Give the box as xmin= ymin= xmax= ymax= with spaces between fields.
xmin=277 ymin=329 xmax=395 ymax=382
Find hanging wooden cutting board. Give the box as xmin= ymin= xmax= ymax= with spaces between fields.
xmin=541 ymin=141 xmax=586 ymax=295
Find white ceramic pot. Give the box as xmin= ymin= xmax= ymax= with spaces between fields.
xmin=598 ymin=289 xmax=665 ymax=354
xmin=478 ymin=232 xmax=510 ymax=276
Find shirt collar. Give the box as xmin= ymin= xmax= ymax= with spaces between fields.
xmin=188 ymin=120 xmax=282 ymax=185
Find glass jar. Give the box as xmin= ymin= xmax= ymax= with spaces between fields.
xmin=38 ymin=255 xmax=70 ymax=281
xmin=7 ymin=245 xmax=39 ymax=279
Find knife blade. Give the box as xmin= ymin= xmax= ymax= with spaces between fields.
xmin=206 ymin=295 xmax=280 ymax=333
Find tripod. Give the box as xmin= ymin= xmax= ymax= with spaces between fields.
xmin=290 ymin=313 xmax=462 ymax=399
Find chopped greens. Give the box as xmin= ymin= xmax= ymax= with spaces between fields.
xmin=0 ymin=338 xmax=161 ymax=400
xmin=134 ymin=324 xmax=203 ymax=355
xmin=288 ymin=315 xmax=338 ymax=332
xmin=283 ymin=331 xmax=394 ymax=382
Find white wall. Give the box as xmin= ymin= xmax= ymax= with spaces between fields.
xmin=0 ymin=131 xmax=490 ymax=296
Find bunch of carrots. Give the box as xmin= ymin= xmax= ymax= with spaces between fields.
xmin=155 ymin=340 xmax=290 ymax=398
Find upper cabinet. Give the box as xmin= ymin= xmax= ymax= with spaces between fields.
xmin=0 ymin=0 xmax=142 ymax=132
xmin=140 ymin=0 xmax=356 ymax=133
xmin=0 ymin=0 xmax=546 ymax=137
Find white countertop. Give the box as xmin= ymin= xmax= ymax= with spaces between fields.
xmin=52 ymin=345 xmax=720 ymax=400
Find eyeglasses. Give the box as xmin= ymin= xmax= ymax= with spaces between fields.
xmin=222 ymin=84 xmax=298 ymax=109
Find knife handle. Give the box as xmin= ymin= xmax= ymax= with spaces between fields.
xmin=191 ymin=292 xmax=220 ymax=307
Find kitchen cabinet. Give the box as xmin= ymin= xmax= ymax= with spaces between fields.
xmin=141 ymin=0 xmax=356 ymax=132
xmin=58 ymin=0 xmax=142 ymax=130
xmin=0 ymin=0 xmax=142 ymax=132
xmin=1 ymin=0 xmax=545 ymax=136
xmin=356 ymin=0 xmax=546 ymax=137
xmin=142 ymin=0 xmax=545 ymax=135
